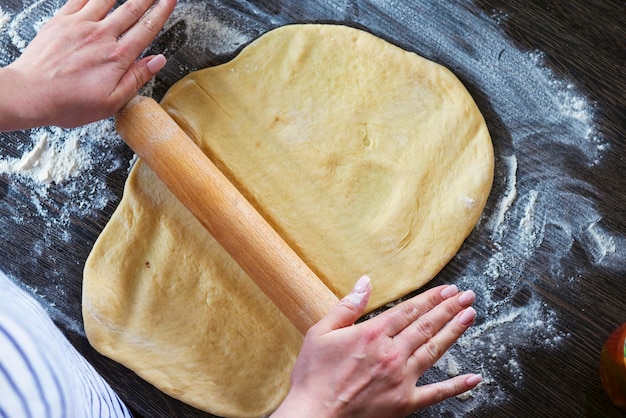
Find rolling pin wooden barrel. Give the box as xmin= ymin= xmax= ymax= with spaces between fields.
xmin=114 ymin=95 xmax=340 ymax=335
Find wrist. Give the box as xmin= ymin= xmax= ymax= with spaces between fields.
xmin=0 ymin=65 xmax=45 ymax=131
xmin=272 ymin=391 xmax=331 ymax=418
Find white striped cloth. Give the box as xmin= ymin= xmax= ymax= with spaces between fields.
xmin=0 ymin=271 xmax=132 ymax=418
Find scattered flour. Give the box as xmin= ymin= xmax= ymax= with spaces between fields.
xmin=0 ymin=120 xmax=125 ymax=225
xmin=0 ymin=7 xmax=10 ymax=32
xmin=172 ymin=3 xmax=251 ymax=56
xmin=150 ymin=0 xmax=255 ymax=64
xmin=435 ymin=352 xmax=461 ymax=377
xmin=0 ymin=128 xmax=91 ymax=184
xmin=6 ymin=0 xmax=61 ymax=52
xmin=0 ymin=121 xmax=127 ymax=333
xmin=487 ymin=154 xmax=518 ymax=234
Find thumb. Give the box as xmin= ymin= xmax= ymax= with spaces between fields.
xmin=315 ymin=276 xmax=371 ymax=333
xmin=114 ymin=54 xmax=166 ymax=105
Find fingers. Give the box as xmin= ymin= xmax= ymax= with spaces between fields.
xmin=106 ymin=0 xmax=176 ymax=102
xmin=80 ymin=0 xmax=118 ymax=21
xmin=398 ymin=289 xmax=475 ymax=367
xmin=407 ymin=305 xmax=476 ymax=376
xmin=361 ymin=283 xmax=475 ymax=376
xmin=312 ymin=276 xmax=371 ymax=334
xmin=402 ymin=289 xmax=475 ymax=342
xmin=114 ymin=0 xmax=177 ymax=56
xmin=411 ymin=374 xmax=482 ymax=410
xmin=376 ymin=284 xmax=458 ymax=338
xmin=57 ymin=0 xmax=91 ymax=16
xmin=107 ymin=0 xmax=160 ymax=34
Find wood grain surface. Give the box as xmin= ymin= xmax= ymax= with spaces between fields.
xmin=0 ymin=0 xmax=624 ymax=417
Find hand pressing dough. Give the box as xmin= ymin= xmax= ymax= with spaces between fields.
xmin=83 ymin=24 xmax=493 ymax=417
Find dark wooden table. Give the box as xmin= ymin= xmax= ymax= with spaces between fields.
xmin=0 ymin=0 xmax=624 ymax=417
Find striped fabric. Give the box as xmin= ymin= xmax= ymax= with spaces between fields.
xmin=0 ymin=271 xmax=132 ymax=418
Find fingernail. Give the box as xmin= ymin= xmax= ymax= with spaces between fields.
xmin=147 ymin=54 xmax=167 ymax=74
xmin=344 ymin=275 xmax=370 ymax=306
xmin=354 ymin=275 xmax=370 ymax=293
xmin=458 ymin=290 xmax=476 ymax=307
xmin=440 ymin=285 xmax=458 ymax=299
xmin=458 ymin=307 xmax=476 ymax=326
xmin=465 ymin=374 xmax=482 ymax=387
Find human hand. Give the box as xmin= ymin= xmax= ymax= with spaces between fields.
xmin=1 ymin=0 xmax=176 ymax=130
xmin=273 ymin=276 xmax=480 ymax=418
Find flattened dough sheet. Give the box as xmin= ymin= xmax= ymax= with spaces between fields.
xmin=83 ymin=24 xmax=493 ymax=417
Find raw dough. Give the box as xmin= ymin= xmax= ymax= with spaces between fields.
xmin=83 ymin=24 xmax=493 ymax=417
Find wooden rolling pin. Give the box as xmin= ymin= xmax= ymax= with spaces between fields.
xmin=115 ymin=96 xmax=339 ymax=335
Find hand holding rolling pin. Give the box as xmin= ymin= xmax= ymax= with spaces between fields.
xmin=0 ymin=0 xmax=177 ymax=131
xmin=273 ymin=277 xmax=479 ymax=417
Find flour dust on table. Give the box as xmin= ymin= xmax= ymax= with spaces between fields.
xmin=0 ymin=119 xmax=128 ymax=334
xmin=0 ymin=7 xmax=11 ymax=31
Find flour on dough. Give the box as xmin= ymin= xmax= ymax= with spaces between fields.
xmin=83 ymin=24 xmax=493 ymax=417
